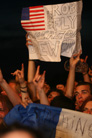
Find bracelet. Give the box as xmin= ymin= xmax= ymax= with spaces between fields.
xmin=21 ymin=90 xmax=27 ymax=93
xmin=20 ymin=86 xmax=27 ymax=89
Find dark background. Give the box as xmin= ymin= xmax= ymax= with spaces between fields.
xmin=0 ymin=0 xmax=92 ymax=87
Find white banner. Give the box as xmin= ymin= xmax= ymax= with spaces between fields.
xmin=21 ymin=0 xmax=82 ymax=62
xmin=4 ymin=103 xmax=92 ymax=138
xmin=56 ymin=108 xmax=92 ymax=138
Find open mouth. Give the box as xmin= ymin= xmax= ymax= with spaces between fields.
xmin=78 ymin=101 xmax=83 ymax=104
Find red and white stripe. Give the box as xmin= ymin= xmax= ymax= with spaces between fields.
xmin=21 ymin=5 xmax=45 ymax=31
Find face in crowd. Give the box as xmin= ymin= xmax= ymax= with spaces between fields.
xmin=82 ymin=101 xmax=92 ymax=115
xmin=43 ymin=83 xmax=50 ymax=94
xmin=47 ymin=91 xmax=60 ymax=104
xmin=0 ymin=101 xmax=9 ymax=124
xmin=56 ymin=84 xmax=65 ymax=94
xmin=74 ymin=84 xmax=91 ymax=108
xmin=0 ymin=95 xmax=13 ymax=125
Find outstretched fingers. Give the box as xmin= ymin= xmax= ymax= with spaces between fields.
xmin=21 ymin=63 xmax=24 ymax=74
xmin=72 ymin=50 xmax=82 ymax=58
xmin=11 ymin=70 xmax=21 ymax=76
xmin=41 ymin=71 xmax=46 ymax=82
xmin=84 ymin=56 xmax=88 ymax=63
xmin=33 ymin=66 xmax=40 ymax=81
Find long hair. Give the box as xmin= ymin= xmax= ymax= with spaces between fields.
xmin=0 ymin=94 xmax=13 ymax=112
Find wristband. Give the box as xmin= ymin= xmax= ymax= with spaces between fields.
xmin=20 ymin=86 xmax=27 ymax=89
xmin=21 ymin=90 xmax=27 ymax=93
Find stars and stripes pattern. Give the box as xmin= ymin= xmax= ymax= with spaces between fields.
xmin=21 ymin=5 xmax=46 ymax=31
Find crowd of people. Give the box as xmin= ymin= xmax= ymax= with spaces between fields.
xmin=0 ymin=35 xmax=92 ymax=137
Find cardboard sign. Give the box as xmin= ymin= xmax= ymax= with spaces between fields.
xmin=21 ymin=0 xmax=82 ymax=62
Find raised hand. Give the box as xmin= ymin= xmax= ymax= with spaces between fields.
xmin=70 ymin=50 xmax=82 ymax=69
xmin=21 ymin=95 xmax=33 ymax=108
xmin=25 ymin=33 xmax=33 ymax=48
xmin=80 ymin=55 xmax=88 ymax=63
xmin=33 ymin=66 xmax=46 ymax=90
xmin=11 ymin=64 xmax=33 ymax=106
xmin=11 ymin=63 xmax=25 ymax=84
xmin=65 ymin=50 xmax=82 ymax=99
xmin=36 ymin=71 xmax=46 ymax=90
xmin=32 ymin=66 xmax=49 ymax=105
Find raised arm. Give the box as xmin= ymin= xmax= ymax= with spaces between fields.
xmin=26 ymin=33 xmax=36 ymax=82
xmin=81 ymin=56 xmax=90 ymax=83
xmin=28 ymin=60 xmax=36 ymax=82
xmin=33 ymin=66 xmax=49 ymax=105
xmin=26 ymin=33 xmax=36 ymax=101
xmin=0 ymin=70 xmax=22 ymax=106
xmin=27 ymin=60 xmax=37 ymax=101
xmin=65 ymin=51 xmax=81 ymax=99
xmin=82 ymin=71 xmax=90 ymax=83
xmin=11 ymin=63 xmax=32 ymax=107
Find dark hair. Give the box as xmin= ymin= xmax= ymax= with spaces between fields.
xmin=79 ymin=96 xmax=92 ymax=112
xmin=76 ymin=81 xmax=92 ymax=94
xmin=0 ymin=123 xmax=43 ymax=138
xmin=0 ymin=94 xmax=13 ymax=130
xmin=0 ymin=94 xmax=13 ymax=112
xmin=50 ymin=95 xmax=75 ymax=110
xmin=46 ymin=88 xmax=64 ymax=97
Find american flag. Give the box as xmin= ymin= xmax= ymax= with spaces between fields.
xmin=21 ymin=1 xmax=82 ymax=62
xmin=21 ymin=5 xmax=45 ymax=31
